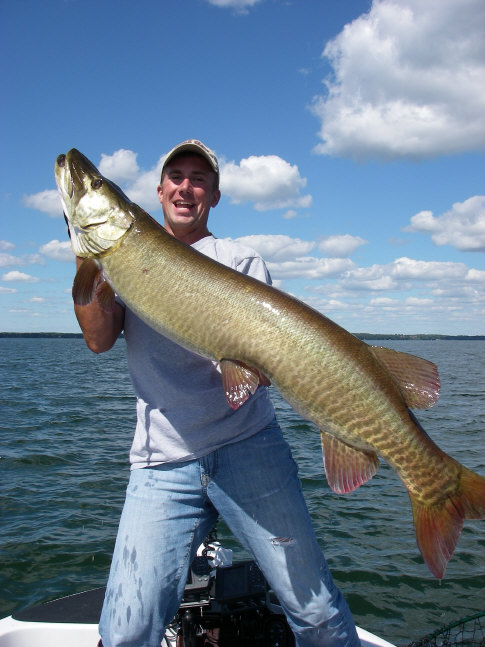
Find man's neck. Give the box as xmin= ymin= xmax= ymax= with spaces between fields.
xmin=166 ymin=225 xmax=212 ymax=246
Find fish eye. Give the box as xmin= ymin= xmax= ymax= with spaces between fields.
xmin=56 ymin=154 xmax=66 ymax=168
xmin=91 ymin=178 xmax=103 ymax=190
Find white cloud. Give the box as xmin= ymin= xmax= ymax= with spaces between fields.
xmin=0 ymin=286 xmax=17 ymax=294
xmin=406 ymin=195 xmax=485 ymax=251
xmin=269 ymin=257 xmax=355 ymax=280
xmin=318 ymin=234 xmax=367 ymax=257
xmin=39 ymin=239 xmax=74 ymax=262
xmin=2 ymin=270 xmax=39 ymax=283
xmin=124 ymin=163 xmax=164 ymax=211
xmin=465 ymin=268 xmax=485 ymax=282
xmin=234 ymin=234 xmax=315 ymax=261
xmin=0 ymin=252 xmax=45 ymax=268
xmin=0 ymin=240 xmax=14 ymax=251
xmin=205 ymin=0 xmax=263 ymax=11
xmin=22 ymin=189 xmax=62 ymax=218
xmin=98 ymin=149 xmax=140 ymax=182
xmin=0 ymin=253 xmax=20 ymax=268
xmin=30 ymin=297 xmax=45 ymax=303
xmin=221 ymin=155 xmax=312 ymax=211
xmin=312 ymin=0 xmax=485 ymax=160
xmin=341 ymin=257 xmax=470 ymax=291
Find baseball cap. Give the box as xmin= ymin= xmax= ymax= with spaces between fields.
xmin=161 ymin=139 xmax=219 ymax=187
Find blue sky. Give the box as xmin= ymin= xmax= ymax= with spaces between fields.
xmin=1 ymin=0 xmax=484 ymax=335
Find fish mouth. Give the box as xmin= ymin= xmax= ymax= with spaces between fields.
xmin=56 ymin=153 xmax=76 ymax=200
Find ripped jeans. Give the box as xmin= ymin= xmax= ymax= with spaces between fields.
xmin=98 ymin=419 xmax=359 ymax=647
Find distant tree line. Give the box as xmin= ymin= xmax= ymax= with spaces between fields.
xmin=1 ymin=332 xmax=483 ymax=340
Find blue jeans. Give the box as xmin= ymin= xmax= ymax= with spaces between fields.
xmin=99 ymin=420 xmax=359 ymax=646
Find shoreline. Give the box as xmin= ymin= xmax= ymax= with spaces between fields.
xmin=1 ymin=332 xmax=484 ymax=341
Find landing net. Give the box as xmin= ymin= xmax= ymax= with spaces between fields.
xmin=408 ymin=612 xmax=485 ymax=647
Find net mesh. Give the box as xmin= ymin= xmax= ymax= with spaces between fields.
xmin=408 ymin=612 xmax=485 ymax=647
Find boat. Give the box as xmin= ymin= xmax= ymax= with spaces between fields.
xmin=0 ymin=538 xmax=397 ymax=647
xmin=0 ymin=587 xmax=396 ymax=647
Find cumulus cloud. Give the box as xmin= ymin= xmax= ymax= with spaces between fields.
xmin=406 ymin=195 xmax=485 ymax=251
xmin=2 ymin=270 xmax=39 ymax=283
xmin=221 ymin=155 xmax=312 ymax=211
xmin=124 ymin=163 xmax=164 ymax=211
xmin=0 ymin=240 xmax=14 ymax=251
xmin=39 ymin=240 xmax=74 ymax=262
xmin=0 ymin=252 xmax=44 ymax=268
xmin=269 ymin=257 xmax=355 ymax=280
xmin=99 ymin=149 xmax=164 ymax=211
xmin=312 ymin=0 xmax=485 ymax=160
xmin=22 ymin=189 xmax=62 ymax=218
xmin=0 ymin=253 xmax=19 ymax=268
xmin=99 ymin=149 xmax=140 ymax=182
xmin=341 ymin=257 xmax=470 ymax=291
xmin=0 ymin=286 xmax=17 ymax=294
xmin=318 ymin=234 xmax=367 ymax=257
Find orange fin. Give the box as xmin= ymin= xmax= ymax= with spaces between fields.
xmin=72 ymin=258 xmax=101 ymax=306
xmin=370 ymin=346 xmax=440 ymax=409
xmin=220 ymin=359 xmax=260 ymax=410
xmin=320 ymin=430 xmax=380 ymax=494
xmin=410 ymin=466 xmax=485 ymax=578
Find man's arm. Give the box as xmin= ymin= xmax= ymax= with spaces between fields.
xmin=73 ymin=257 xmax=125 ymax=354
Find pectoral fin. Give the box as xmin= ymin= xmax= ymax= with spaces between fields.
xmin=220 ymin=359 xmax=261 ymax=410
xmin=370 ymin=346 xmax=440 ymax=409
xmin=320 ymin=430 xmax=380 ymax=494
xmin=72 ymin=258 xmax=101 ymax=306
xmin=94 ymin=277 xmax=116 ymax=313
xmin=72 ymin=258 xmax=115 ymax=312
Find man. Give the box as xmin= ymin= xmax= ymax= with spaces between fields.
xmin=74 ymin=140 xmax=359 ymax=647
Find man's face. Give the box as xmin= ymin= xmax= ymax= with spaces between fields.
xmin=157 ymin=154 xmax=220 ymax=244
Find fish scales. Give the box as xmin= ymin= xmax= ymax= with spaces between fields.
xmin=102 ymin=208 xmax=458 ymax=500
xmin=56 ymin=148 xmax=485 ymax=579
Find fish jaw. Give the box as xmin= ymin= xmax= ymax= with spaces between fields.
xmin=55 ymin=149 xmax=134 ymax=258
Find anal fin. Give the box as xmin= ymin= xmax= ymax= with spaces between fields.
xmin=320 ymin=430 xmax=380 ymax=494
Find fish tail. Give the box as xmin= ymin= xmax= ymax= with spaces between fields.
xmin=410 ymin=466 xmax=485 ymax=579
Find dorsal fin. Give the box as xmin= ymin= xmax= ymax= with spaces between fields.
xmin=369 ymin=346 xmax=440 ymax=409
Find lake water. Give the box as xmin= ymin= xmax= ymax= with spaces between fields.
xmin=1 ymin=338 xmax=484 ymax=645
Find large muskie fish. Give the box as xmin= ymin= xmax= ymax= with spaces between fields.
xmin=55 ymin=149 xmax=485 ymax=578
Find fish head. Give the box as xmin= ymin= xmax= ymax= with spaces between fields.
xmin=55 ymin=148 xmax=134 ymax=258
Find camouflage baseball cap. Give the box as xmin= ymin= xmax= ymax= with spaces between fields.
xmin=162 ymin=139 xmax=219 ymax=187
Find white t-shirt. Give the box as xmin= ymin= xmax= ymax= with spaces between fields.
xmin=123 ymin=235 xmax=276 ymax=469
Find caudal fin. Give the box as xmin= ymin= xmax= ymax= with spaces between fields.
xmin=410 ymin=466 xmax=485 ymax=578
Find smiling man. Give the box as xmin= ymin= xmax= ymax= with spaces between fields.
xmin=158 ymin=140 xmax=221 ymax=244
xmin=75 ymin=139 xmax=360 ymax=647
